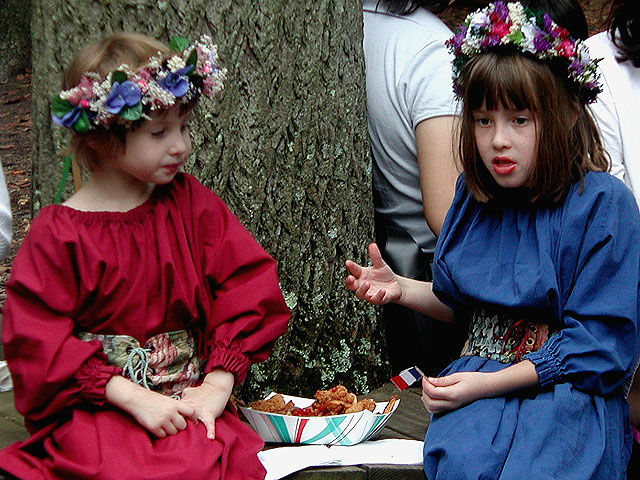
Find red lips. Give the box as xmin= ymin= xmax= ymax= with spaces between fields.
xmin=492 ymin=157 xmax=516 ymax=175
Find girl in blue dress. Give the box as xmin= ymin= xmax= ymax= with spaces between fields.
xmin=346 ymin=2 xmax=640 ymax=478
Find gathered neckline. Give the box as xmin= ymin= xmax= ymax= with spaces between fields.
xmin=46 ymin=183 xmax=167 ymax=223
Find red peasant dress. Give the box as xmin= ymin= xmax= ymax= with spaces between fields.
xmin=0 ymin=173 xmax=290 ymax=480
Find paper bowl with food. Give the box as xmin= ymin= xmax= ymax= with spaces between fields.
xmin=239 ymin=385 xmax=399 ymax=446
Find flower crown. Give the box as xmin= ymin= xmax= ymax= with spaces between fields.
xmin=446 ymin=1 xmax=601 ymax=104
xmin=51 ymin=35 xmax=227 ymax=133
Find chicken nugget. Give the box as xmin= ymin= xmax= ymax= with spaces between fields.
xmin=345 ymin=398 xmax=376 ymax=414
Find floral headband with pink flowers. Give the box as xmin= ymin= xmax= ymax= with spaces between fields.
xmin=51 ymin=35 xmax=227 ymax=133
xmin=446 ymin=1 xmax=601 ymax=104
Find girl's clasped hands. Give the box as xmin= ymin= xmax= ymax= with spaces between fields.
xmin=106 ymin=369 xmax=234 ymax=439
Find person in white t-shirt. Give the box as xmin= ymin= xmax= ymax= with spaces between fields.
xmin=587 ymin=0 xmax=640 ymax=208
xmin=586 ymin=1 xmax=640 ymax=474
xmin=363 ymin=0 xmax=463 ymax=376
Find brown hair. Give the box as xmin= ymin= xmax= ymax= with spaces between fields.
xmin=457 ymin=49 xmax=608 ymax=204
xmin=63 ymin=32 xmax=171 ymax=171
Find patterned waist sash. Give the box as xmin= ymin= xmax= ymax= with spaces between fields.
xmin=461 ymin=309 xmax=557 ymax=364
xmin=79 ymin=329 xmax=205 ymax=397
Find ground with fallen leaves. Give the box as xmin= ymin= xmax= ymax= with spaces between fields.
xmin=0 ymin=73 xmax=31 ymax=306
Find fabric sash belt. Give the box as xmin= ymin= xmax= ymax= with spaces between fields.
xmin=461 ymin=308 xmax=556 ymax=364
xmin=78 ymin=329 xmax=205 ymax=397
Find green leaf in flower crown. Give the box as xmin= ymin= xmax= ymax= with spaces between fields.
xmin=73 ymin=111 xmax=91 ymax=133
xmin=170 ymin=36 xmax=190 ymax=52
xmin=508 ymin=30 xmax=524 ymax=45
xmin=111 ymin=71 xmax=128 ymax=85
xmin=118 ymin=102 xmax=142 ymax=121
xmin=185 ymin=49 xmax=198 ymax=75
xmin=51 ymin=95 xmax=73 ymax=117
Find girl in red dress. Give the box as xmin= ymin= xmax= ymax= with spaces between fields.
xmin=0 ymin=32 xmax=290 ymax=480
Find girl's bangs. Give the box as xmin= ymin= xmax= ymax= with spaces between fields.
xmin=466 ymin=52 xmax=540 ymax=112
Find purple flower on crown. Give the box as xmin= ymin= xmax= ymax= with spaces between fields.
xmin=533 ymin=33 xmax=551 ymax=52
xmin=52 ymin=106 xmax=83 ymax=128
xmin=543 ymin=13 xmax=554 ymax=32
xmin=482 ymin=35 xmax=501 ymax=48
xmin=158 ymin=65 xmax=194 ymax=98
xmin=450 ymin=26 xmax=468 ymax=51
xmin=104 ymin=81 xmax=141 ymax=114
xmin=493 ymin=1 xmax=509 ymax=22
xmin=585 ymin=81 xmax=599 ymax=91
xmin=569 ymin=58 xmax=585 ymax=75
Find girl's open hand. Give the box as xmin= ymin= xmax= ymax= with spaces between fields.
xmin=345 ymin=243 xmax=402 ymax=305
xmin=421 ymin=373 xmax=489 ymax=414
xmin=179 ymin=370 xmax=234 ymax=440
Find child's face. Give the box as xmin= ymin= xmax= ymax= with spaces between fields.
xmin=112 ymin=106 xmax=191 ymax=186
xmin=472 ymin=103 xmax=538 ymax=190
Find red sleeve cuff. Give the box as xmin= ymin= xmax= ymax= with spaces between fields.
xmin=73 ymin=352 xmax=121 ymax=405
xmin=205 ymin=344 xmax=251 ymax=384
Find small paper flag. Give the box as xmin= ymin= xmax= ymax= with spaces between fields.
xmin=390 ymin=366 xmax=425 ymax=391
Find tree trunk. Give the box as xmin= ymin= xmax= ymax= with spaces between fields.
xmin=0 ymin=0 xmax=31 ymax=81
xmin=31 ymin=0 xmax=388 ymax=399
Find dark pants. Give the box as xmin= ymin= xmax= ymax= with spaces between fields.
xmin=375 ymin=215 xmax=466 ymax=377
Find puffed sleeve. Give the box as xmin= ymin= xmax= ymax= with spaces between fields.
xmin=525 ymin=176 xmax=640 ymax=395
xmin=191 ymin=181 xmax=290 ymax=384
xmin=1 ymin=211 xmax=119 ymax=427
xmin=401 ymin=36 xmax=458 ymax=128
xmin=432 ymin=174 xmax=473 ymax=312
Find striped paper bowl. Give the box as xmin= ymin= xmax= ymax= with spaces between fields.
xmin=239 ymin=393 xmax=400 ymax=445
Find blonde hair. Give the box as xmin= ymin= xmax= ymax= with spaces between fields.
xmin=458 ymin=50 xmax=608 ymax=204
xmin=63 ymin=32 xmax=171 ymax=171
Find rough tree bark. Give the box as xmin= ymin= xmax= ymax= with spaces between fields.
xmin=0 ymin=0 xmax=31 ymax=81
xmin=31 ymin=0 xmax=388 ymax=399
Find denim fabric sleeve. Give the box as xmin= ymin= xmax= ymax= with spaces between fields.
xmin=525 ymin=176 xmax=640 ymax=394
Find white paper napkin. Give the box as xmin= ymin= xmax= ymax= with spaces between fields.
xmin=257 ymin=438 xmax=423 ymax=480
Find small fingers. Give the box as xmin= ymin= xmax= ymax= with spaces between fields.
xmin=422 ymin=379 xmax=453 ymax=401
xmin=345 ymin=274 xmax=359 ymax=292
xmin=177 ymin=402 xmax=197 ymax=422
xmin=172 ymin=413 xmax=188 ymax=431
xmin=359 ymin=282 xmax=388 ymax=305
xmin=421 ymin=394 xmax=452 ymax=414
xmin=345 ymin=259 xmax=363 ymax=278
xmin=163 ymin=422 xmax=179 ymax=436
xmin=353 ymin=279 xmax=369 ymax=298
xmin=368 ymin=243 xmax=386 ymax=268
xmin=366 ymin=287 xmax=386 ymax=305
xmin=199 ymin=415 xmax=216 ymax=440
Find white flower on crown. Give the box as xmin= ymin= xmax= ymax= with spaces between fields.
xmin=461 ymin=40 xmax=478 ymax=56
xmin=469 ymin=12 xmax=490 ymax=31
xmin=146 ymin=56 xmax=163 ymax=71
xmin=166 ymin=55 xmax=186 ymax=72
xmin=507 ymin=2 xmax=525 ymax=23
xmin=520 ymin=23 xmax=539 ymax=54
